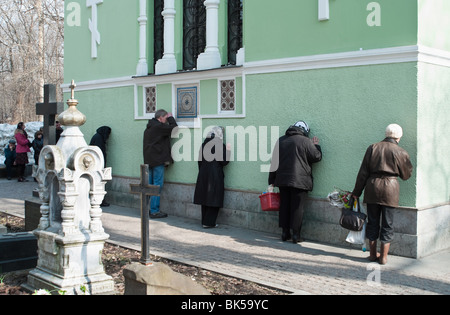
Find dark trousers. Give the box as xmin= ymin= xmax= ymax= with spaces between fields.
xmin=5 ymin=161 xmax=14 ymax=178
xmin=366 ymin=203 xmax=395 ymax=243
xmin=201 ymin=205 xmax=220 ymax=227
xmin=17 ymin=164 xmax=26 ymax=178
xmin=279 ymin=187 xmax=307 ymax=234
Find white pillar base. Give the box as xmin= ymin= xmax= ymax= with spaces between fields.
xmin=236 ymin=47 xmax=245 ymax=66
xmin=196 ymin=50 xmax=221 ymax=71
xmin=155 ymin=57 xmax=177 ymax=75
xmin=136 ymin=60 xmax=148 ymax=76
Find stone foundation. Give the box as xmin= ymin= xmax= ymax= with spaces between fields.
xmin=106 ymin=176 xmax=450 ymax=259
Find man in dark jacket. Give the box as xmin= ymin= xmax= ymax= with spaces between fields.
xmin=143 ymin=109 xmax=178 ymax=218
xmin=352 ymin=124 xmax=412 ymax=265
xmin=90 ymin=126 xmax=112 ymax=207
xmin=269 ymin=121 xmax=322 ymax=243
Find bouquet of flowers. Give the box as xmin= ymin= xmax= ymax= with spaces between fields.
xmin=327 ymin=188 xmax=352 ymax=209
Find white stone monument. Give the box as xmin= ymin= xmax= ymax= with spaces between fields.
xmin=23 ymin=81 xmax=114 ymax=295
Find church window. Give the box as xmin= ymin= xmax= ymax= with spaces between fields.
xmin=183 ymin=0 xmax=206 ymax=70
xmin=228 ymin=0 xmax=243 ymax=65
xmin=154 ymin=0 xmax=165 ymax=69
xmin=220 ymin=79 xmax=235 ymax=112
xmin=145 ymin=86 xmax=157 ymax=114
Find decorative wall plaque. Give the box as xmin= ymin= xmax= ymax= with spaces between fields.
xmin=177 ymin=86 xmax=198 ymax=118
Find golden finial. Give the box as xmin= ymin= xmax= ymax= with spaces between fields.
xmin=57 ymin=80 xmax=86 ymax=127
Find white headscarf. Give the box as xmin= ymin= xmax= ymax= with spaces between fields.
xmin=206 ymin=126 xmax=224 ymax=140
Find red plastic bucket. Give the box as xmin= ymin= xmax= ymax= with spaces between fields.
xmin=259 ymin=192 xmax=280 ymax=211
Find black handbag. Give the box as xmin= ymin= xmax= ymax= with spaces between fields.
xmin=339 ymin=197 xmax=367 ymax=231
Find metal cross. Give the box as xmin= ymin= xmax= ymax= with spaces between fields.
xmin=36 ymin=84 xmax=64 ymax=146
xmin=130 ymin=164 xmax=160 ymax=265
xmin=69 ymin=80 xmax=76 ymax=99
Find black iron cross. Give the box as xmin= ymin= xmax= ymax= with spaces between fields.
xmin=130 ymin=164 xmax=160 ymax=265
xmin=36 ymin=84 xmax=64 ymax=146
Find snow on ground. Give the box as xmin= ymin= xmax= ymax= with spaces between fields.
xmin=0 ymin=122 xmax=43 ymax=164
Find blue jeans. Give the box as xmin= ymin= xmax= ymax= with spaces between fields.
xmin=148 ymin=165 xmax=165 ymax=214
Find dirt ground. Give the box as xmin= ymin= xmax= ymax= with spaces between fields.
xmin=0 ymin=213 xmax=288 ymax=295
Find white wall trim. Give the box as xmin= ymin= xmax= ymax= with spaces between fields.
xmin=243 ymin=45 xmax=420 ymax=75
xmin=62 ymin=76 xmax=134 ymax=92
xmin=63 ymin=45 xmax=450 ymax=93
xmin=418 ymin=45 xmax=450 ymax=68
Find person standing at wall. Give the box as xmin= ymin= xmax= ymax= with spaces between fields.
xmin=14 ymin=122 xmax=31 ymax=182
xmin=269 ymin=121 xmax=322 ymax=243
xmin=90 ymin=126 xmax=112 ymax=168
xmin=143 ymin=109 xmax=178 ymax=219
xmin=90 ymin=126 xmax=112 ymax=207
xmin=194 ymin=126 xmax=231 ymax=228
xmin=352 ymin=124 xmax=413 ymax=265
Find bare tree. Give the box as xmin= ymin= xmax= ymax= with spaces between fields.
xmin=0 ymin=0 xmax=64 ymax=124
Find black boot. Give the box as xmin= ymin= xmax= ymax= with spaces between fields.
xmin=292 ymin=230 xmax=302 ymax=244
xmin=281 ymin=228 xmax=291 ymax=241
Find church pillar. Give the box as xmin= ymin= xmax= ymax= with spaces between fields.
xmin=155 ymin=0 xmax=178 ymax=75
xmin=136 ymin=0 xmax=148 ymax=76
xmin=196 ymin=0 xmax=221 ymax=70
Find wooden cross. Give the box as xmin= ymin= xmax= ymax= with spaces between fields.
xmin=36 ymin=84 xmax=64 ymax=146
xmin=130 ymin=164 xmax=160 ymax=265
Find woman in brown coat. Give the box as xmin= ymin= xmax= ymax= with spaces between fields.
xmin=352 ymin=124 xmax=413 ymax=264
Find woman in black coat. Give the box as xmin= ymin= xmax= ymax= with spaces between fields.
xmin=89 ymin=126 xmax=111 ymax=167
xmin=269 ymin=121 xmax=322 ymax=243
xmin=193 ymin=127 xmax=231 ymax=228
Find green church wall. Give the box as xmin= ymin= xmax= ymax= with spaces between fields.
xmin=68 ymin=62 xmax=418 ymax=208
xmin=244 ymin=0 xmax=418 ymax=62
xmin=65 ymin=0 xmax=139 ymax=82
xmin=63 ymin=0 xmax=449 ymax=212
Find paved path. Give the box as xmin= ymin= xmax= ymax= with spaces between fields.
xmin=1 ymin=178 xmax=449 ymax=295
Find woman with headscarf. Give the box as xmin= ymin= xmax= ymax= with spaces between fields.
xmin=352 ymin=124 xmax=413 ymax=265
xmin=194 ymin=126 xmax=231 ymax=228
xmin=269 ymin=121 xmax=322 ymax=243
xmin=14 ymin=122 xmax=31 ymax=182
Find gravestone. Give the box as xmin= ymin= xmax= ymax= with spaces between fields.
xmin=36 ymin=84 xmax=64 ymax=146
xmin=24 ymin=84 xmax=64 ymax=230
xmin=0 ymin=232 xmax=38 ymax=273
xmin=22 ymin=81 xmax=114 ymax=295
xmin=24 ymin=199 xmax=42 ymax=231
xmin=123 ymin=262 xmax=210 ymax=295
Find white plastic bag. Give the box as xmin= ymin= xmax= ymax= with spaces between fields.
xmin=346 ymin=223 xmax=366 ymax=245
xmin=345 ymin=200 xmax=367 ymax=246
